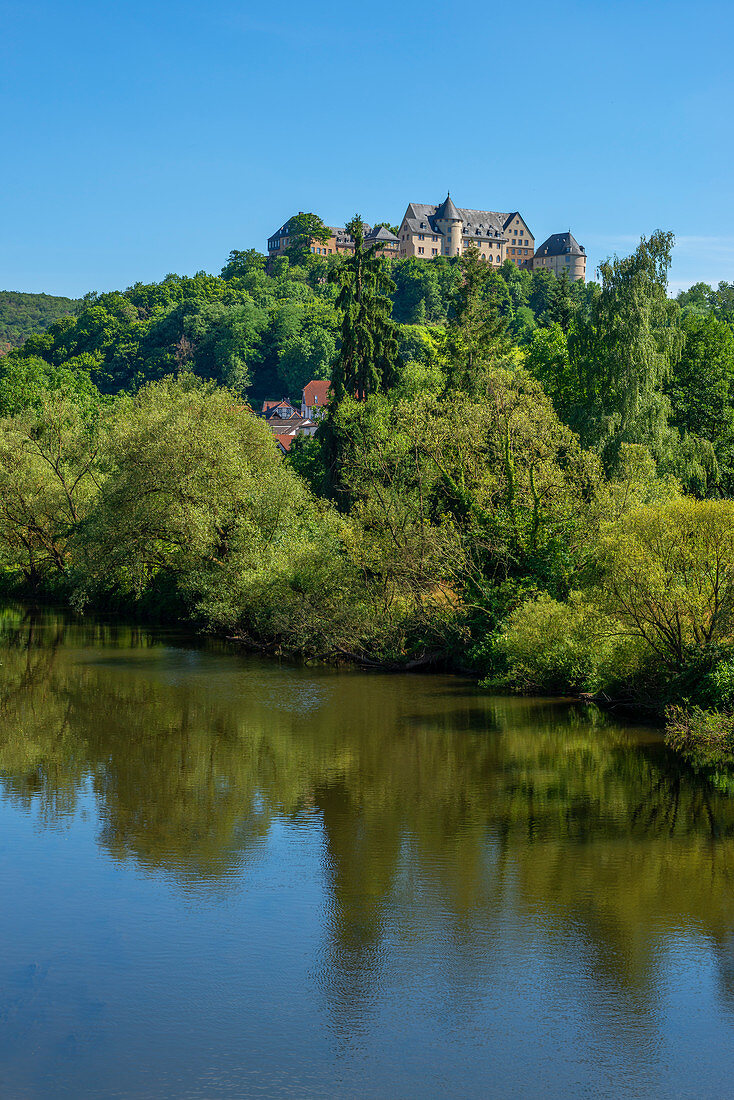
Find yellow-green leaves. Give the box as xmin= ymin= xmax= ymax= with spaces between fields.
xmin=599 ymin=498 xmax=734 ymax=670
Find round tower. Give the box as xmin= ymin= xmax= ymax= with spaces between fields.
xmin=436 ymin=193 xmax=462 ymax=257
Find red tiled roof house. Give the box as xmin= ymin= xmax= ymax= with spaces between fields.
xmin=301 ymin=380 xmax=331 ymax=421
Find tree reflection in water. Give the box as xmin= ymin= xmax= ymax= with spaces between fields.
xmin=2 ymin=603 xmax=734 ymax=1032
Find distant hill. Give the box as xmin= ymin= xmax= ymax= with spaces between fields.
xmin=0 ymin=291 xmax=81 ymax=347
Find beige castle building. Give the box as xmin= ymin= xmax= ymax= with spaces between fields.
xmin=267 ymin=218 xmax=399 ymax=261
xmin=397 ymin=194 xmax=535 ymax=268
xmin=267 ymin=199 xmax=585 ymax=280
xmin=532 ymin=231 xmax=586 ymax=281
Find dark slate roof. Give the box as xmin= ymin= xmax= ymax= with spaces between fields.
xmin=534 ymin=231 xmax=585 ymax=258
xmin=334 ymin=221 xmax=374 ymax=246
xmin=268 ymin=216 xmax=364 ymax=244
xmin=400 ymin=200 xmax=510 ymax=240
xmin=270 ymin=215 xmax=305 ymax=239
xmin=436 ymin=193 xmax=461 ymax=222
xmin=365 ymin=225 xmax=399 ymax=242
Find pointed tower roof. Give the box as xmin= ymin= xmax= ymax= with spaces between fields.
xmin=436 ymin=193 xmax=461 ymax=222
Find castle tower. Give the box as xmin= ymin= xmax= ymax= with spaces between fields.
xmin=435 ymin=193 xmax=462 ymax=257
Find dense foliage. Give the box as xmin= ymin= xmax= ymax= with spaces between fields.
xmin=0 ymin=290 xmax=80 ymax=349
xmin=3 ymin=230 xmax=734 ymax=762
xmin=0 ymin=251 xmax=594 ymax=407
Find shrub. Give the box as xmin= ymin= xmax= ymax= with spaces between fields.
xmin=665 ymin=705 xmax=734 ymax=768
xmin=493 ymin=591 xmax=607 ymax=694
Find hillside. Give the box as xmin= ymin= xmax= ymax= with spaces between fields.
xmin=0 ymin=290 xmax=81 ymax=348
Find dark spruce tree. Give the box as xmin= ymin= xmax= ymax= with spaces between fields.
xmin=316 ymin=214 xmax=401 ymax=504
xmin=330 ymin=214 xmax=400 ymax=402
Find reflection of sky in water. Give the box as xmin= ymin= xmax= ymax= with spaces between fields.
xmin=1 ymin=609 xmax=734 ymax=1097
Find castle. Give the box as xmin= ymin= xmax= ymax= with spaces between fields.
xmin=267 ymin=194 xmax=586 ymax=280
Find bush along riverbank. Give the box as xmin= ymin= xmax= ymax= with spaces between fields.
xmin=3 ymin=225 xmax=734 ymax=765
xmin=489 ymin=497 xmax=734 ymax=767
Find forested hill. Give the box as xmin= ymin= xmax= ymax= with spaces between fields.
xmin=0 ymin=291 xmax=81 ymax=349
xmin=0 ymin=251 xmax=593 ymax=403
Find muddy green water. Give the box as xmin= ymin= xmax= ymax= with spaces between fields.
xmin=1 ymin=606 xmax=734 ymax=1098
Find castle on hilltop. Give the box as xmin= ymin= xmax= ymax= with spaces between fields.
xmin=267 ymin=194 xmax=586 ymax=280
xmin=397 ymin=195 xmax=533 ymax=268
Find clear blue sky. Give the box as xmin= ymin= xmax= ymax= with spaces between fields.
xmin=2 ymin=0 xmax=732 ymax=298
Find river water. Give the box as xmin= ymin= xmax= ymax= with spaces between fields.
xmin=1 ymin=606 xmax=734 ymax=1098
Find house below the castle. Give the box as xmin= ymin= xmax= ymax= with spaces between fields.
xmin=301 ymin=380 xmax=330 ymax=420
xmin=261 ymin=399 xmax=317 ymax=449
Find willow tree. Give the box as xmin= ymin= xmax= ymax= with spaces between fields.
xmin=568 ymin=231 xmax=683 ymax=471
xmin=330 ymin=214 xmax=400 ymax=403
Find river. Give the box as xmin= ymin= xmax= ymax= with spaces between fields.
xmin=1 ymin=605 xmax=733 ymax=1098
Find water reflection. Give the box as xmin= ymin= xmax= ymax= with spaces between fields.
xmin=2 ymin=604 xmax=734 ymax=1091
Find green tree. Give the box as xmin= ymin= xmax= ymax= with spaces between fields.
xmin=423 ymin=368 xmax=601 ymax=615
xmin=329 ymin=214 xmax=400 ymax=402
xmin=391 ymin=258 xmax=444 ymax=323
xmin=0 ymin=353 xmax=100 ymax=416
xmin=283 ymin=213 xmax=332 ymax=266
xmin=220 ymin=249 xmax=267 ymax=280
xmin=667 ymin=312 xmax=734 ymax=492
xmin=676 ymin=281 xmax=714 ymax=318
xmin=546 ymin=267 xmax=576 ymax=331
xmin=527 ymin=268 xmax=557 ymax=322
xmin=0 ymin=397 xmax=105 ymax=586
xmin=598 ymin=498 xmax=734 ymax=673
xmin=568 ymin=231 xmax=683 ymax=471
xmin=445 ymin=245 xmax=508 ymax=391
xmin=0 ymin=291 xmax=81 ymax=348
xmin=526 ymin=322 xmax=572 ymax=410
xmin=329 ymin=393 xmax=466 ymax=647
xmin=74 ymin=375 xmax=359 ymax=654
xmin=710 ymin=281 xmax=734 ymax=325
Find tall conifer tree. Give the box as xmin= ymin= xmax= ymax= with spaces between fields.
xmin=330 ymin=215 xmax=399 ymax=402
